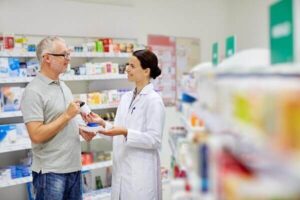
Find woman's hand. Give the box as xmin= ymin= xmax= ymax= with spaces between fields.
xmin=98 ymin=126 xmax=127 ymax=137
xmin=82 ymin=112 xmax=105 ymax=126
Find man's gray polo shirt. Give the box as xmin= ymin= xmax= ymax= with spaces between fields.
xmin=21 ymin=73 xmax=81 ymax=174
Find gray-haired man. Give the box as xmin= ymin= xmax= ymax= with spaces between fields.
xmin=21 ymin=36 xmax=94 ymax=200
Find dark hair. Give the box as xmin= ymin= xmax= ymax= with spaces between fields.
xmin=133 ymin=49 xmax=161 ymax=79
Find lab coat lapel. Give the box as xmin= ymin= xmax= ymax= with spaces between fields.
xmin=128 ymin=83 xmax=153 ymax=113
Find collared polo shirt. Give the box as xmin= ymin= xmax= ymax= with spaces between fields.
xmin=21 ymin=73 xmax=81 ymax=173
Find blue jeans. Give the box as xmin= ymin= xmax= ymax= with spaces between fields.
xmin=32 ymin=171 xmax=82 ymax=200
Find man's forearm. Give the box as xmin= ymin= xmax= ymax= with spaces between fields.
xmin=27 ymin=112 xmax=72 ymax=144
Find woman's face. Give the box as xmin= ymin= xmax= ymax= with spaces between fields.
xmin=126 ymin=56 xmax=149 ymax=83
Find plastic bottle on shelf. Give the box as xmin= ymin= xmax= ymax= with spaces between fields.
xmin=95 ymin=175 xmax=103 ymax=189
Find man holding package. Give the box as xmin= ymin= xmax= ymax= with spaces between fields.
xmin=21 ymin=36 xmax=94 ymax=200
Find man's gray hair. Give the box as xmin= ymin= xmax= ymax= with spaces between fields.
xmin=36 ymin=36 xmax=66 ymax=62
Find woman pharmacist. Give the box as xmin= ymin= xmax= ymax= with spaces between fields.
xmin=84 ymin=49 xmax=166 ymax=200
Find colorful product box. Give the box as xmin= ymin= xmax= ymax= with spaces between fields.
xmin=1 ymin=87 xmax=24 ymax=112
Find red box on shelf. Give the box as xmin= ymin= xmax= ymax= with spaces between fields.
xmin=99 ymin=38 xmax=113 ymax=52
xmin=81 ymin=152 xmax=94 ymax=165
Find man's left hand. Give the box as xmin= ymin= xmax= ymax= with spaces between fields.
xmin=79 ymin=129 xmax=96 ymax=142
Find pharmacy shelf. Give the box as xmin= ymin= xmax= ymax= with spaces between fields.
xmin=0 ymin=51 xmax=36 ymax=57
xmin=0 ymin=161 xmax=112 ymax=188
xmin=60 ymin=74 xmax=127 ymax=81
xmin=80 ymin=134 xmax=104 ymax=142
xmin=0 ymin=140 xmax=31 ymax=154
xmin=0 ymin=51 xmax=130 ymax=58
xmin=0 ymin=134 xmax=105 ymax=154
xmin=0 ymin=74 xmax=127 ymax=84
xmin=180 ymin=116 xmax=205 ymax=133
xmin=0 ymin=176 xmax=32 ymax=188
xmin=83 ymin=187 xmax=112 ymax=200
xmin=71 ymin=52 xmax=131 ymax=58
xmin=0 ymin=104 xmax=118 ymax=119
xmin=168 ymin=138 xmax=177 ymax=158
xmin=193 ymin=63 xmax=300 ymax=78
xmin=0 ymin=111 xmax=22 ymax=118
xmin=89 ymin=104 xmax=118 ymax=110
xmin=0 ymin=77 xmax=34 ymax=84
xmin=82 ymin=160 xmax=112 ymax=171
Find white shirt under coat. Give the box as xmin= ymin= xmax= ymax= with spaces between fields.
xmin=109 ymin=83 xmax=166 ymax=200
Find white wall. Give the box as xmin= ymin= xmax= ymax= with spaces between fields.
xmin=0 ymin=0 xmax=229 ymax=62
xmin=224 ymin=0 xmax=277 ymax=57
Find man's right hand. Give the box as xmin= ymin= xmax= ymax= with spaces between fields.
xmin=64 ymin=101 xmax=80 ymax=120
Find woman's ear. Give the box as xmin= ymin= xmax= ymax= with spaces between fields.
xmin=144 ymin=68 xmax=150 ymax=77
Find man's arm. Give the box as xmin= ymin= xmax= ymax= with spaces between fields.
xmin=26 ymin=102 xmax=80 ymax=144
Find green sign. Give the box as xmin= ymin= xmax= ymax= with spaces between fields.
xmin=225 ymin=35 xmax=236 ymax=58
xmin=212 ymin=42 xmax=218 ymax=66
xmin=270 ymin=0 xmax=294 ymax=64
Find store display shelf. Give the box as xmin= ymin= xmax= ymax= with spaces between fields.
xmin=80 ymin=134 xmax=104 ymax=142
xmin=0 ymin=133 xmax=105 ymax=154
xmin=180 ymin=116 xmax=205 ymax=133
xmin=0 ymin=74 xmax=127 ymax=84
xmin=168 ymin=138 xmax=177 ymax=159
xmin=0 ymin=161 xmax=112 ymax=188
xmin=83 ymin=187 xmax=111 ymax=200
xmin=0 ymin=176 xmax=32 ymax=188
xmin=194 ymin=64 xmax=300 ymax=78
xmin=0 ymin=51 xmax=131 ymax=58
xmin=89 ymin=104 xmax=118 ymax=110
xmin=0 ymin=140 xmax=31 ymax=154
xmin=71 ymin=52 xmax=130 ymax=58
xmin=0 ymin=104 xmax=118 ymax=119
xmin=82 ymin=160 xmax=112 ymax=171
xmin=60 ymin=74 xmax=127 ymax=81
xmin=0 ymin=134 xmax=105 ymax=153
xmin=0 ymin=77 xmax=34 ymax=84
xmin=0 ymin=111 xmax=22 ymax=118
xmin=0 ymin=51 xmax=36 ymax=57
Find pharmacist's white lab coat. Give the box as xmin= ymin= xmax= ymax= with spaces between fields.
xmin=109 ymin=83 xmax=165 ymax=200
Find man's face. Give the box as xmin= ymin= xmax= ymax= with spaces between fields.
xmin=45 ymin=41 xmax=71 ymax=75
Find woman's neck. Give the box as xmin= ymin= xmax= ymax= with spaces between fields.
xmin=135 ymin=79 xmax=150 ymax=94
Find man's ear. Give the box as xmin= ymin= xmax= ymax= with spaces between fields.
xmin=43 ymin=55 xmax=50 ymax=63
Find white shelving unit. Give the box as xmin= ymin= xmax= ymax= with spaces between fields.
xmin=0 ymin=74 xmax=127 ymax=84
xmin=0 ymin=133 xmax=105 ymax=154
xmin=0 ymin=36 xmax=134 ymax=199
xmin=0 ymin=111 xmax=23 ymax=118
xmin=174 ymin=62 xmax=300 ymax=199
xmin=0 ymin=140 xmax=31 ymax=154
xmin=180 ymin=116 xmax=205 ymax=134
xmin=82 ymin=160 xmax=112 ymax=171
xmin=0 ymin=176 xmax=32 ymax=188
xmin=0 ymin=160 xmax=112 ymax=188
xmin=0 ymin=51 xmax=130 ymax=58
xmin=83 ymin=187 xmax=112 ymax=200
xmin=0 ymin=104 xmax=118 ymax=119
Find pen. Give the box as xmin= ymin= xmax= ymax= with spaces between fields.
xmin=131 ymin=107 xmax=136 ymax=114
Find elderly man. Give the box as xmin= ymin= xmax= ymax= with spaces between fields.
xmin=21 ymin=36 xmax=94 ymax=200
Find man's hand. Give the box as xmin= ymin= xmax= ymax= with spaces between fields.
xmin=79 ymin=129 xmax=96 ymax=142
xmin=97 ymin=126 xmax=127 ymax=137
xmin=64 ymin=101 xmax=80 ymax=120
